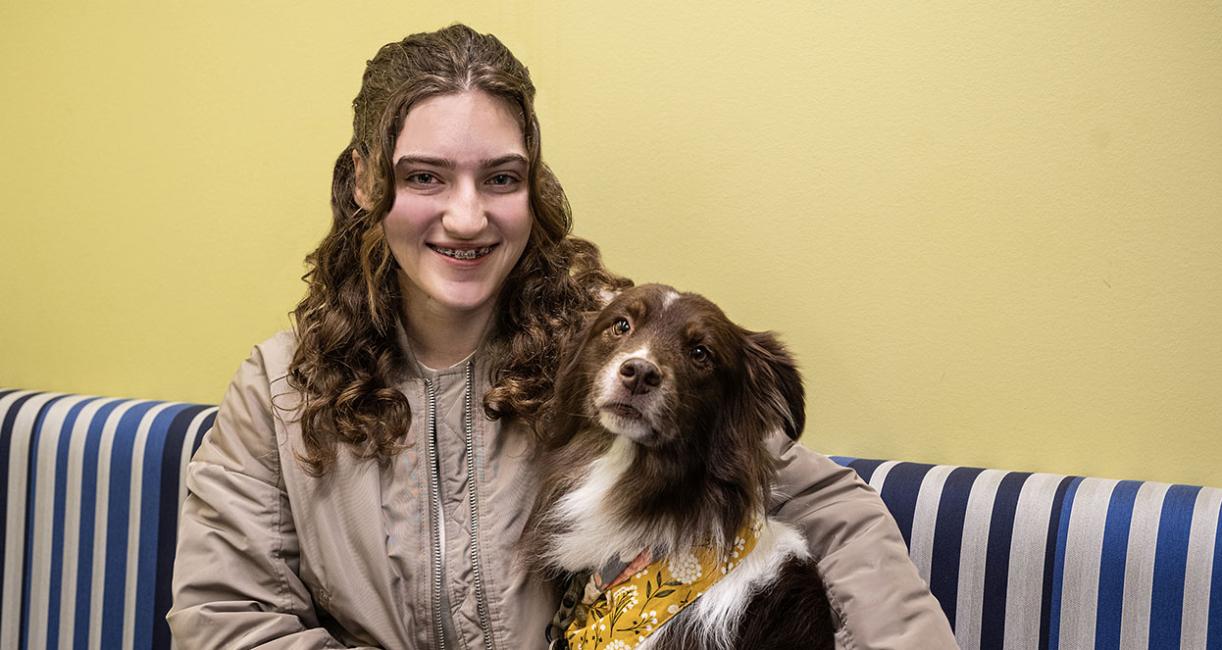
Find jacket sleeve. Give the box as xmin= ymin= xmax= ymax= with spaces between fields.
xmin=167 ymin=346 xmax=380 ymax=649
xmin=767 ymin=433 xmax=958 ymax=649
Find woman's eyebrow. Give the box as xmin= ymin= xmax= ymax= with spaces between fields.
xmin=396 ymin=155 xmax=453 ymax=171
xmin=394 ymin=154 xmax=529 ymax=172
xmin=481 ymin=154 xmax=528 ymax=168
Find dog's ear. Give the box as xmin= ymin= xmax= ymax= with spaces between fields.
xmin=743 ymin=331 xmax=806 ymax=440
xmin=555 ymin=309 xmax=600 ymax=384
xmin=536 ymin=308 xmax=602 ymax=444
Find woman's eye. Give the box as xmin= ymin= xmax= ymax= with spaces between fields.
xmin=612 ymin=318 xmax=631 ymax=336
xmin=488 ymin=173 xmax=517 ymax=186
xmin=406 ymin=172 xmax=439 ymax=185
xmin=690 ymin=345 xmax=712 ymax=363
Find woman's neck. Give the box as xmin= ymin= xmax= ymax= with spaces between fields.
xmin=401 ymin=300 xmax=494 ymax=370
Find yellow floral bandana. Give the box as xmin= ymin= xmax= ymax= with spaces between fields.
xmin=564 ymin=521 xmax=761 ymax=650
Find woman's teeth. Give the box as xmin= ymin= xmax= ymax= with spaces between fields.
xmin=431 ymin=245 xmax=495 ymax=260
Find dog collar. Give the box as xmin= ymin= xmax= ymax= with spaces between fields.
xmin=562 ymin=519 xmax=762 ymax=650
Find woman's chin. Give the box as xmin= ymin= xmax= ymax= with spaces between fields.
xmin=425 ymin=283 xmax=500 ymax=316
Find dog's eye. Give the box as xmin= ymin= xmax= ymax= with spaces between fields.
xmin=612 ymin=318 xmax=631 ymax=336
xmin=690 ymin=345 xmax=712 ymax=364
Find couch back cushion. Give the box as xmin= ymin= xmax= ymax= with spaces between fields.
xmin=2 ymin=389 xmax=1219 ymax=649
xmin=832 ymin=456 xmax=1222 ymax=650
xmin=0 ymin=390 xmax=215 ymax=650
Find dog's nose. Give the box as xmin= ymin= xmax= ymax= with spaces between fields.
xmin=618 ymin=358 xmax=662 ymax=395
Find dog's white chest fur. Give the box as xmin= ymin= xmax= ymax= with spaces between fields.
xmin=546 ymin=436 xmax=650 ymax=571
xmin=544 ymin=437 xmax=812 ymax=650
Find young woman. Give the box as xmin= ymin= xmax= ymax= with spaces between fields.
xmin=168 ymin=24 xmax=956 ymax=649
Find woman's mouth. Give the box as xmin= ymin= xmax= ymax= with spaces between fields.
xmin=428 ymin=244 xmax=498 ymax=260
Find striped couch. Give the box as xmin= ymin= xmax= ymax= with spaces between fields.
xmin=1 ymin=389 xmax=1219 ymax=649
xmin=826 ymin=457 xmax=1221 ymax=650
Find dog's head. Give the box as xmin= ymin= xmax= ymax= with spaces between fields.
xmin=547 ymin=283 xmax=805 ymax=456
xmin=525 ymin=283 xmax=806 ymax=556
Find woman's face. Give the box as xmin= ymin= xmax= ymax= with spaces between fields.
xmin=381 ymin=90 xmax=532 ymax=325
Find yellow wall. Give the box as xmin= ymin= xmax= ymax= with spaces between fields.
xmin=2 ymin=2 xmax=1219 ymax=486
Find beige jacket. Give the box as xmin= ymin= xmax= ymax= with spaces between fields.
xmin=168 ymin=330 xmax=956 ymax=649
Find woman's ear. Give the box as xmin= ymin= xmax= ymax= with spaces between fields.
xmin=352 ymin=149 xmax=373 ymax=211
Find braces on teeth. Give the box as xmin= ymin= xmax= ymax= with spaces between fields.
xmin=435 ymin=246 xmax=493 ymax=260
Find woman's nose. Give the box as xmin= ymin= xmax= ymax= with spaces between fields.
xmin=441 ymin=182 xmax=487 ymax=238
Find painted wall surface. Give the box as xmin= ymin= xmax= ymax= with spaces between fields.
xmin=2 ymin=2 xmax=1219 ymax=486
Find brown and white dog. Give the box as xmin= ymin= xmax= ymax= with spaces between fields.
xmin=523 ymin=284 xmax=834 ymax=650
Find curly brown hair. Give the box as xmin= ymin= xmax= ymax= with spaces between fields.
xmin=287 ymin=24 xmax=630 ymax=475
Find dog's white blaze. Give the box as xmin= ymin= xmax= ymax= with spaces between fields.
xmin=661 ymin=289 xmax=680 ymax=310
xmin=547 ymin=437 xmax=647 ymax=571
xmin=647 ymin=519 xmax=810 ymax=650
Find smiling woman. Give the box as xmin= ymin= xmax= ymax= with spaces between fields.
xmin=277 ymin=25 xmax=629 ymax=480
xmin=166 ymin=22 xmax=958 ymax=650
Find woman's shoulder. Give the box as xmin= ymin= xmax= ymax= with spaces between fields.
xmin=196 ymin=331 xmax=300 ymax=484
xmin=217 ymin=330 xmax=302 ymax=414
xmin=248 ymin=329 xmax=298 ymax=383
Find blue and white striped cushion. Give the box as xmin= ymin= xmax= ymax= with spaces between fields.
xmin=3 ymin=387 xmax=1220 ymax=649
xmin=0 ymin=389 xmax=215 ymax=650
xmin=832 ymin=457 xmax=1222 ymax=650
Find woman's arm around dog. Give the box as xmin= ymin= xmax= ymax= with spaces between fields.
xmin=768 ymin=434 xmax=959 ymax=649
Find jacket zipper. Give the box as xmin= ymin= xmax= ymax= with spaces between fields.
xmin=463 ymin=360 xmax=498 ymax=650
xmin=424 ymin=378 xmax=447 ymax=650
